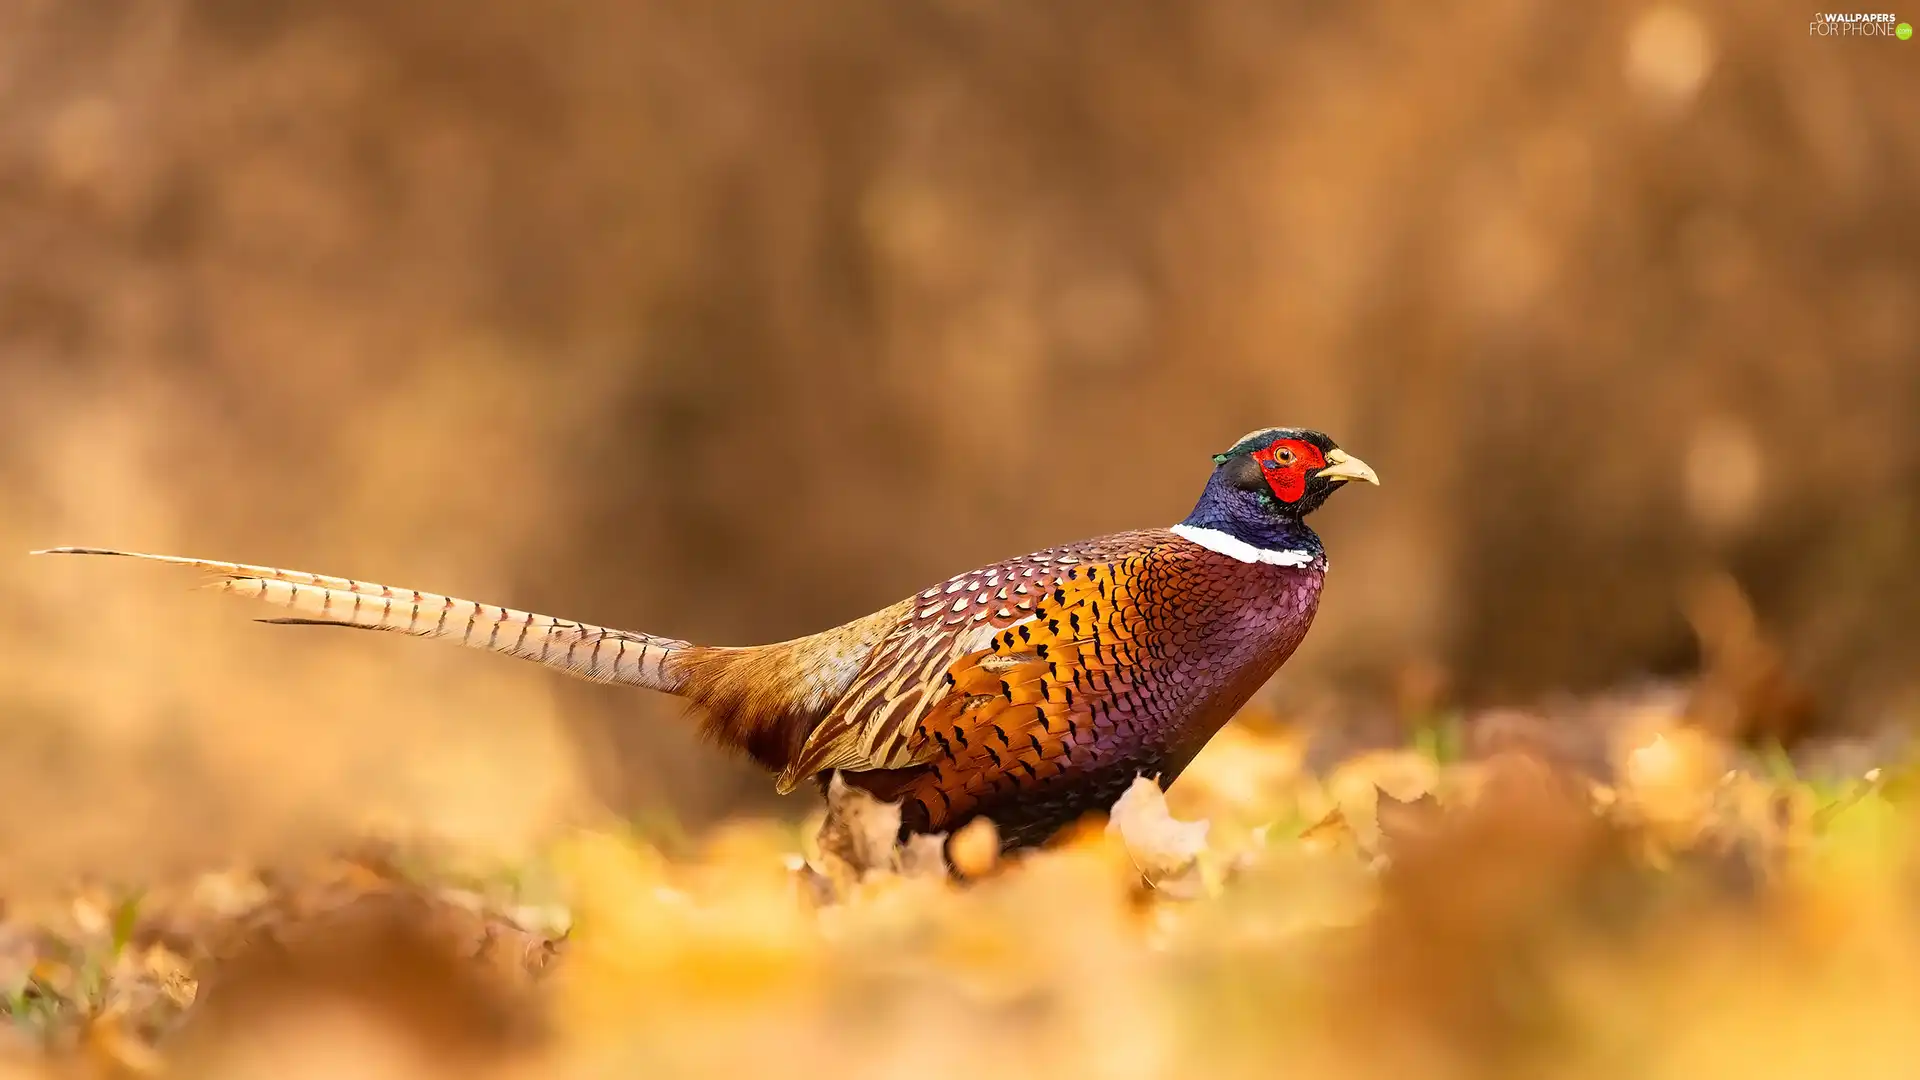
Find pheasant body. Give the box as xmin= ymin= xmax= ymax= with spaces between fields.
xmin=847 ymin=531 xmax=1324 ymax=848
xmin=34 ymin=426 xmax=1375 ymax=852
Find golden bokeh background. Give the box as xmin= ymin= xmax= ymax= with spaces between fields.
xmin=0 ymin=0 xmax=1915 ymax=883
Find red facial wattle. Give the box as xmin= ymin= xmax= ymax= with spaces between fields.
xmin=1250 ymin=438 xmax=1327 ymax=504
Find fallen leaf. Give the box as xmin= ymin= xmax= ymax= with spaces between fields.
xmin=1298 ymin=806 xmax=1359 ymax=857
xmin=900 ymin=832 xmax=952 ymax=879
xmin=1373 ymin=789 xmax=1446 ymax=856
xmin=1107 ymin=776 xmax=1212 ymax=896
xmin=812 ymin=773 xmax=904 ymax=886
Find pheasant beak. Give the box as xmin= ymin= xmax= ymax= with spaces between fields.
xmin=1317 ymin=448 xmax=1380 ymax=486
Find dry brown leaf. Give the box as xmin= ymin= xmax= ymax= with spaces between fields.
xmin=1107 ymin=776 xmax=1213 ymax=897
xmin=1324 ymin=750 xmax=1442 ymax=848
xmin=1372 ymin=789 xmax=1447 ymax=861
xmin=899 ymin=832 xmax=952 ymax=880
xmin=812 ymin=773 xmax=905 ymax=886
xmin=1299 ymin=806 xmax=1360 ymax=857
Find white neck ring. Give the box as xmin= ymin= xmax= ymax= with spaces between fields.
xmin=1170 ymin=524 xmax=1317 ymax=567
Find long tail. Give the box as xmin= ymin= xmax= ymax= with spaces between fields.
xmin=30 ymin=547 xmax=691 ymax=692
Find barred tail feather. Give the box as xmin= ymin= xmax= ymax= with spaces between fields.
xmin=30 ymin=547 xmax=691 ymax=692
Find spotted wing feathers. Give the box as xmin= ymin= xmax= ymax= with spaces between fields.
xmin=894 ymin=552 xmax=1177 ymax=832
xmin=776 ymin=531 xmax=1174 ymax=790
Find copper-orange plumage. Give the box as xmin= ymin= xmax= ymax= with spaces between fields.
xmin=33 ymin=427 xmax=1377 ymax=850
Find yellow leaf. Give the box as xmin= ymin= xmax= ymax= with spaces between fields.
xmin=1298 ymin=807 xmax=1358 ymax=857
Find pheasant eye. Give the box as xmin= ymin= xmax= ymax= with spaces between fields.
xmin=1275 ymin=448 xmax=1294 ymax=464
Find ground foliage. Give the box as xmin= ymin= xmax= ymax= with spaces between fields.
xmin=0 ymin=699 xmax=1915 ymax=1080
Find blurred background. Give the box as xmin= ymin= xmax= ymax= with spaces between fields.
xmin=0 ymin=0 xmax=1915 ymax=883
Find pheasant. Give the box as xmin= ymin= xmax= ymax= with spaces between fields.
xmin=34 ymin=427 xmax=1376 ymax=850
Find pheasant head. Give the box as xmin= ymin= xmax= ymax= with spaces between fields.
xmin=1173 ymin=427 xmax=1379 ymax=564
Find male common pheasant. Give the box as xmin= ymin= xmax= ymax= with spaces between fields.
xmin=35 ymin=427 xmax=1376 ymax=850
